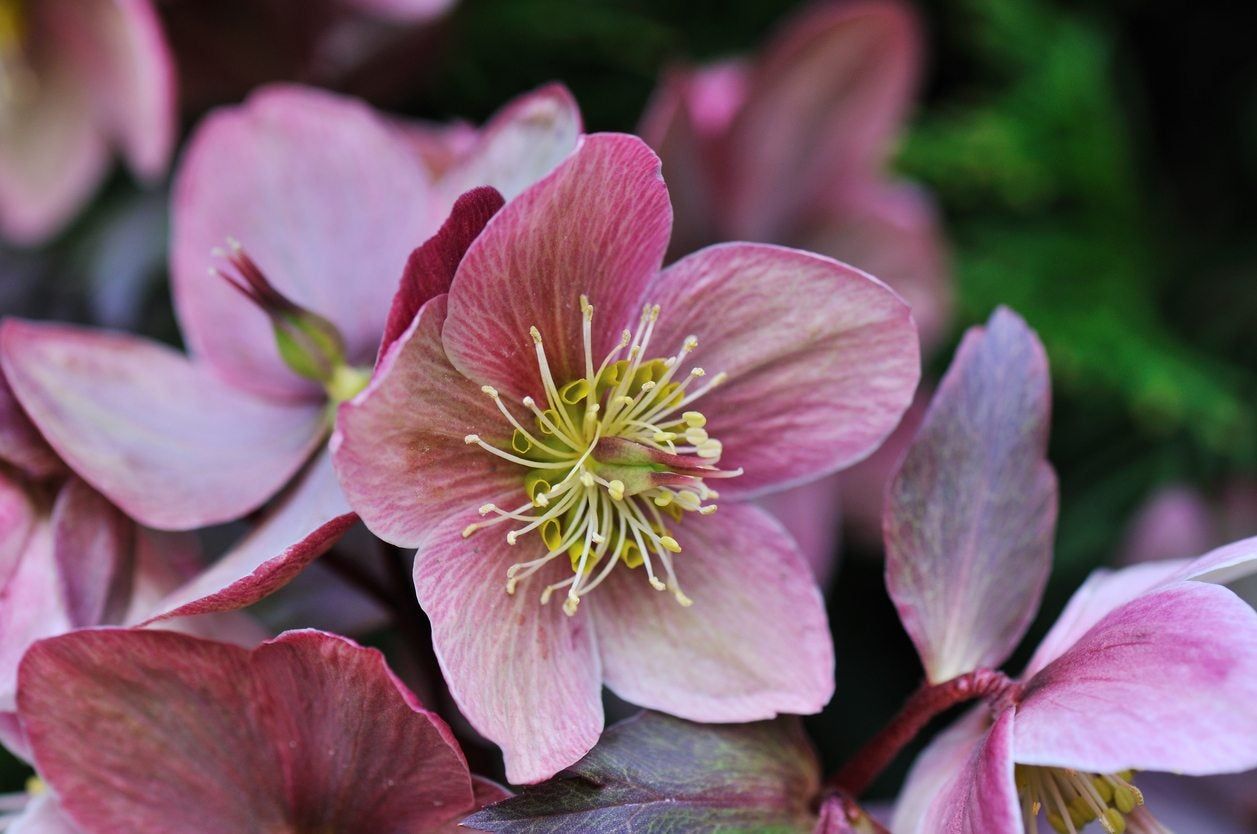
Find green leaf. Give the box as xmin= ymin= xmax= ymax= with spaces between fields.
xmin=463 ymin=712 xmax=820 ymax=833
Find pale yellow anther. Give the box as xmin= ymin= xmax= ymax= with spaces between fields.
xmin=654 ymin=431 xmax=677 ymax=442
xmin=506 ymin=531 xmax=519 ymax=545
xmin=563 ymin=595 xmax=581 ymax=616
xmin=699 ymin=504 xmax=718 ymax=515
xmin=462 ymin=524 xmax=479 ymax=538
xmin=615 ymin=396 xmax=635 ymax=407
xmin=464 ymin=434 xmax=479 ymax=444
xmin=618 ymin=330 xmax=632 ymax=346
xmin=540 ymin=586 xmax=555 ymax=604
xmin=675 ymin=491 xmax=701 ymax=511
xmin=683 ymin=336 xmax=698 ymax=352
xmin=579 ymin=471 xmax=595 ymax=488
xmin=608 ymin=480 xmax=626 ymax=501
xmin=673 ymin=589 xmax=693 ymax=607
xmin=479 ymin=503 xmax=495 ymax=515
xmin=653 ymin=492 xmax=674 ymax=507
xmin=505 ymin=578 xmax=517 ymax=595
xmin=522 ymin=396 xmax=536 ymax=408
xmin=659 ymin=536 xmax=682 ymax=553
xmin=580 ymin=294 xmax=593 ymax=317
xmin=649 ymin=577 xmax=667 ymax=591
xmin=685 ymin=427 xmax=709 ymax=445
xmin=529 ymin=326 xmax=543 ymax=344
xmin=682 ymin=411 xmax=706 ymax=428
xmin=690 ymin=367 xmax=706 ymax=377
xmin=481 ymin=385 xmax=498 ymax=398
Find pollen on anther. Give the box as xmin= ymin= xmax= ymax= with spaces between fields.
xmin=463 ymin=434 xmax=479 ymax=444
xmin=481 ymin=385 xmax=498 ymax=398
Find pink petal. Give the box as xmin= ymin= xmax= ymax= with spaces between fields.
xmin=440 ymin=83 xmax=583 ymax=204
xmin=593 ymin=503 xmax=833 ymax=722
xmin=49 ymin=479 xmax=134 ymax=629
xmin=798 ymin=179 xmax=951 ymax=353
xmin=5 ymin=793 xmax=79 ymax=834
xmin=414 ymin=510 xmax=604 ymax=784
xmin=334 ymin=295 xmax=521 ymax=548
xmin=643 ymin=242 xmax=919 ymax=497
xmin=172 ymin=84 xmax=437 ymax=398
xmin=1015 ymin=582 xmax=1257 ymax=776
xmin=723 ymin=0 xmax=920 ymax=239
xmin=885 ymin=308 xmax=1056 ymax=683
xmin=143 ymin=452 xmax=356 ymax=622
xmin=68 ymin=0 xmax=176 ymax=178
xmin=0 ymin=372 xmax=62 ymax=480
xmin=0 ymin=320 xmax=327 ymax=530
xmin=18 ymin=629 xmax=476 ymax=834
xmin=442 ymin=133 xmax=671 ymax=399
xmin=1118 ymin=485 xmax=1217 ymax=566
xmin=0 ymin=44 xmax=107 ymax=245
xmin=891 ymin=709 xmax=989 ymax=834
xmin=758 ymin=474 xmax=843 ymax=582
xmin=1171 ymin=534 xmax=1257 ymax=586
xmin=378 ymin=187 xmax=505 ymax=362
xmin=342 ymin=0 xmax=457 ymax=22
xmin=0 ymin=522 xmax=65 ymax=711
xmin=923 ymin=709 xmax=1021 ymax=834
xmin=0 ymin=471 xmax=35 ymax=589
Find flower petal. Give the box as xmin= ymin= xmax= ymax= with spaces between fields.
xmin=724 ymin=0 xmax=920 ymax=239
xmin=333 ymin=295 xmax=519 ymax=548
xmin=643 ymin=242 xmax=919 ymax=497
xmin=593 ymin=503 xmax=833 ymax=722
xmin=414 ymin=510 xmax=604 ymax=784
xmin=18 ymin=628 xmax=476 ymax=833
xmin=885 ymin=308 xmax=1056 ymax=683
xmin=50 ymin=479 xmax=134 ymax=629
xmin=342 ymin=0 xmax=456 ymax=22
xmin=1171 ymin=534 xmax=1257 ymax=586
xmin=923 ymin=709 xmax=1020 ymax=834
xmin=0 ymin=470 xmax=35 ymax=589
xmin=440 ymin=83 xmax=583 ymax=204
xmin=0 ymin=372 xmax=62 ymax=480
xmin=1016 ymin=582 xmax=1257 ymax=775
xmin=891 ymin=709 xmax=990 ymax=834
xmin=798 ymin=179 xmax=950 ymax=353
xmin=758 ymin=474 xmax=843 ymax=583
xmin=378 ymin=187 xmax=505 ymax=362
xmin=5 ymin=793 xmax=79 ymax=834
xmin=143 ymin=452 xmax=356 ymax=623
xmin=172 ymin=84 xmax=436 ymax=398
xmin=0 ymin=522 xmax=65 ymax=711
xmin=0 ymin=320 xmax=327 ymax=530
xmin=1118 ymin=485 xmax=1218 ymax=566
xmin=442 ymin=133 xmax=671 ymax=399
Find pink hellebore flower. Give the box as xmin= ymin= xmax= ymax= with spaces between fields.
xmin=640 ymin=0 xmax=950 ymax=574
xmin=332 ymin=132 xmax=921 ymax=782
xmin=882 ymin=309 xmax=1257 ymax=834
xmin=15 ymin=628 xmax=504 ymax=834
xmin=0 ymin=82 xmax=580 ymax=623
xmin=0 ymin=0 xmax=175 ymax=245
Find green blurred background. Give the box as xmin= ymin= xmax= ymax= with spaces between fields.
xmin=3 ymin=0 xmax=1255 ymax=800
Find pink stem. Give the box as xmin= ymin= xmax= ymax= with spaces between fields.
xmin=829 ymin=668 xmax=1013 ymax=796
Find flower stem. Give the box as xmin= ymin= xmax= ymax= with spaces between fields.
xmin=829 ymin=668 xmax=1013 ymax=797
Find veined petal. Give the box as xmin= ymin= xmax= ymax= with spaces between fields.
xmin=0 ymin=320 xmax=327 ymax=530
xmin=593 ymin=504 xmax=833 ymax=722
xmin=439 ymin=83 xmax=583 ymax=205
xmin=414 ymin=510 xmax=604 ymax=785
xmin=923 ymin=709 xmax=1020 ymax=834
xmin=0 ymin=470 xmax=35 ymax=589
xmin=334 ymin=295 xmax=519 ymax=548
xmin=18 ymin=629 xmax=476 ymax=833
xmin=644 ymin=242 xmax=919 ymax=497
xmin=724 ymin=0 xmax=920 ymax=239
xmin=172 ymin=84 xmax=436 ymax=398
xmin=0 ymin=522 xmax=65 ymax=711
xmin=1016 ymin=582 xmax=1257 ymax=775
xmin=0 ymin=372 xmax=62 ymax=479
xmin=758 ymin=474 xmax=843 ymax=582
xmin=885 ymin=308 xmax=1056 ymax=683
xmin=50 ymin=479 xmax=134 ymax=629
xmin=892 ymin=709 xmax=990 ymax=834
xmin=442 ymin=133 xmax=671 ymax=399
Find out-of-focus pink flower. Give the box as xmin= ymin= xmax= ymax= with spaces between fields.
xmin=0 ymin=0 xmax=175 ymax=245
xmin=0 ymin=82 xmax=580 ymax=625
xmin=332 ymin=132 xmax=921 ymax=782
xmin=15 ymin=628 xmax=505 ymax=834
xmin=1120 ymin=480 xmax=1257 ymax=567
xmin=883 ymin=309 xmax=1257 ymax=832
xmin=641 ymin=1 xmax=949 ymax=575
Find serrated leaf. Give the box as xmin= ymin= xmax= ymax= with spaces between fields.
xmin=462 ymin=712 xmax=820 ymax=833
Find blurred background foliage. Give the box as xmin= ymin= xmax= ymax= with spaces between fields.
xmin=3 ymin=0 xmax=1255 ymax=801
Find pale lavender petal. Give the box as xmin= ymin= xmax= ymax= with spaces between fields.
xmin=758 ymin=474 xmax=843 ymax=582
xmin=724 ymin=0 xmax=920 ymax=239
xmin=891 ymin=709 xmax=990 ymax=834
xmin=50 ymin=479 xmax=133 ymax=628
xmin=0 ymin=320 xmax=327 ymax=530
xmin=440 ymin=83 xmax=582 ymax=204
xmin=644 ymin=243 xmax=919 ymax=497
xmin=172 ymin=84 xmax=437 ymax=398
xmin=0 ymin=522 xmax=65 ymax=711
xmin=6 ymin=793 xmax=79 ymax=834
xmin=0 ymin=471 xmax=35 ymax=589
xmin=1016 ymin=582 xmax=1257 ymax=775
xmin=1118 ymin=485 xmax=1217 ymax=566
xmin=593 ymin=503 xmax=833 ymax=722
xmin=923 ymin=709 xmax=1020 ymax=834
xmin=885 ymin=308 xmax=1056 ymax=683
xmin=442 ymin=133 xmax=671 ymax=399
xmin=144 ymin=452 xmax=356 ymax=622
xmin=0 ymin=373 xmax=61 ymax=479
xmin=1171 ymin=534 xmax=1257 ymax=586
xmin=414 ymin=510 xmax=604 ymax=784
xmin=1133 ymin=773 xmax=1256 ymax=834
xmin=334 ymin=295 xmax=520 ymax=548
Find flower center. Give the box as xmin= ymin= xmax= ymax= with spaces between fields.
xmin=462 ymin=295 xmax=741 ymax=616
xmin=1016 ymin=765 xmax=1150 ymax=834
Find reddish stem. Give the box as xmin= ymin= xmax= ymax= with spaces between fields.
xmin=829 ymin=668 xmax=1013 ymax=797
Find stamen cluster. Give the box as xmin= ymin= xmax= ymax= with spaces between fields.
xmin=463 ymin=296 xmax=740 ymax=615
xmin=1016 ymin=765 xmax=1145 ymax=834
